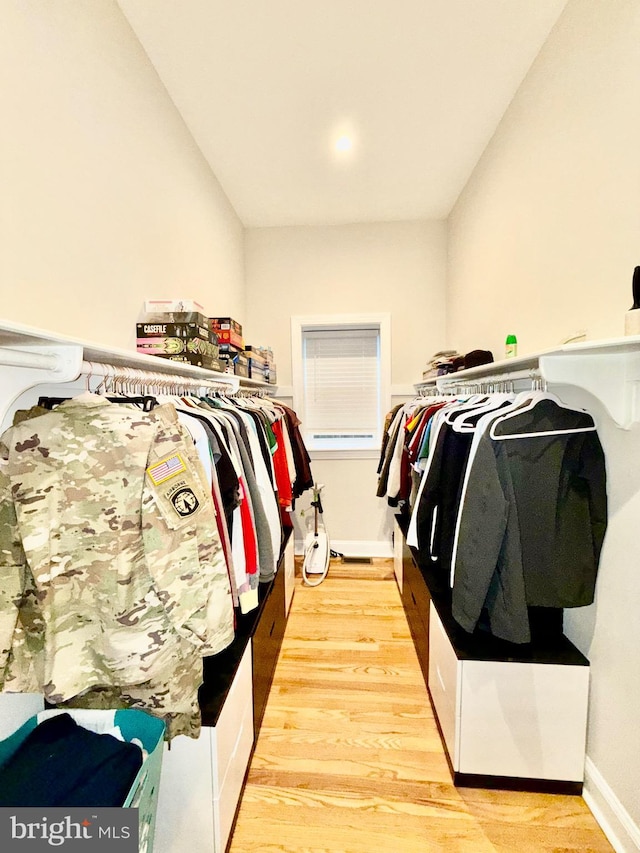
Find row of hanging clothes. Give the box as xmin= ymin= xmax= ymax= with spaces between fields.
xmin=378 ymin=379 xmax=608 ymax=645
xmin=0 ymin=367 xmax=313 ymax=738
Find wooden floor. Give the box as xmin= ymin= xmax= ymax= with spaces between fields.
xmin=229 ymin=560 xmax=613 ymax=853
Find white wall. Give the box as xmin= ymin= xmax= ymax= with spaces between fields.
xmin=447 ymin=0 xmax=640 ymax=360
xmin=448 ymin=0 xmax=640 ymax=847
xmin=0 ymin=0 xmax=245 ymax=350
xmin=245 ymin=221 xmax=447 ymax=551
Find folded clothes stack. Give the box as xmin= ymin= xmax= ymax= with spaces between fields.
xmin=422 ymin=350 xmax=462 ymax=379
xmin=422 ymin=349 xmax=494 ymax=379
xmin=0 ymin=713 xmax=143 ymax=806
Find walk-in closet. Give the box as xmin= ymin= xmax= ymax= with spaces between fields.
xmin=1 ymin=1 xmax=639 ymax=851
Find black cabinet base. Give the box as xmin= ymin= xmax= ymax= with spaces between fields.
xmin=252 ymin=564 xmax=287 ymax=736
xmin=452 ymin=771 xmax=582 ymax=796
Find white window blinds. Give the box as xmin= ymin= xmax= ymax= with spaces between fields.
xmin=302 ymin=326 xmax=381 ymax=450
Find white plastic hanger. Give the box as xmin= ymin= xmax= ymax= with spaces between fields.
xmin=488 ymin=391 xmax=596 ymax=440
xmin=452 ymin=392 xmax=515 ymax=432
xmin=448 ymin=389 xmax=596 ymax=586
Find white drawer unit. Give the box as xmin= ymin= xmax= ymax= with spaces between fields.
xmin=427 ymin=602 xmax=590 ymax=787
xmin=154 ymin=643 xmax=254 ymax=853
xmin=211 ymin=644 xmax=255 ymax=851
xmin=0 ymin=694 xmax=45 ymax=739
xmin=427 ymin=602 xmax=460 ymax=760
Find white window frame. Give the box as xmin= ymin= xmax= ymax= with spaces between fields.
xmin=291 ymin=313 xmax=391 ymax=460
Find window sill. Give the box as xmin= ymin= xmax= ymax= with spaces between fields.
xmin=308 ymin=448 xmax=380 ymax=461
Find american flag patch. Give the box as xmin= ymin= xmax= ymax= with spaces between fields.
xmin=147 ymin=453 xmax=187 ymax=485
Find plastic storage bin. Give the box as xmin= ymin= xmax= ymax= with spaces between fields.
xmin=0 ymin=708 xmax=165 ymax=853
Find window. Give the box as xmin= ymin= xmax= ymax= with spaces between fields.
xmin=291 ymin=314 xmax=391 ymax=455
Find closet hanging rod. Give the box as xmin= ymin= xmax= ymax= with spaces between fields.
xmin=0 ymin=347 xmax=62 ymax=371
xmin=436 ymin=366 xmax=541 ymax=391
xmin=79 ymin=360 xmax=238 ymax=394
xmin=0 ymin=347 xmax=240 ymax=392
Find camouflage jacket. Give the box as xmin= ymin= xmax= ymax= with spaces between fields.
xmin=0 ymin=394 xmax=234 ymax=735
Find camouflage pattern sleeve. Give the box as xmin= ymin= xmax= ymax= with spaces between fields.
xmin=141 ymin=407 xmax=235 ymax=657
xmin=57 ymin=651 xmax=204 ymax=740
xmin=0 ymin=397 xmax=234 ymax=735
xmin=0 ymin=432 xmax=44 ymax=692
xmin=0 ymin=433 xmax=25 ymax=684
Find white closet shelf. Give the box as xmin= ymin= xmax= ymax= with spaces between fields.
xmin=238 ymin=376 xmax=277 ymax=392
xmin=0 ymin=318 xmax=250 ymax=431
xmin=415 ymin=334 xmax=640 ymax=429
xmin=0 ymin=318 xmax=238 ymax=386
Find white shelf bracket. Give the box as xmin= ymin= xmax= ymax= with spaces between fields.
xmin=540 ymin=351 xmax=640 ymax=429
xmin=0 ymin=344 xmax=83 ymax=431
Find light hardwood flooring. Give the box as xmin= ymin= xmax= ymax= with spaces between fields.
xmin=228 ymin=560 xmax=613 ymax=853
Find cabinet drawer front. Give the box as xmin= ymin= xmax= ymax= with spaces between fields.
xmin=404 ymin=559 xmax=431 ymax=632
xmin=154 ymin=729 xmax=216 ymax=852
xmin=458 ymin=660 xmax=589 ymax=781
xmin=212 ymin=643 xmax=254 ymax=795
xmin=428 ymin=603 xmax=459 ymax=701
xmin=428 ymin=602 xmax=460 ymax=763
xmin=214 ymin=698 xmax=255 ymax=852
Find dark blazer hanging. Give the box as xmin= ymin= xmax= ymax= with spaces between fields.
xmin=451 ymin=398 xmax=608 ymax=644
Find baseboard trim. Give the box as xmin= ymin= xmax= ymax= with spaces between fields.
xmin=295 ymin=539 xmax=393 ymax=559
xmin=583 ymin=757 xmax=640 ymax=852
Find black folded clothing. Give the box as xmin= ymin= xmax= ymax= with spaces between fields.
xmin=0 ymin=713 xmax=143 ymax=807
xmin=463 ymin=349 xmax=494 ymax=369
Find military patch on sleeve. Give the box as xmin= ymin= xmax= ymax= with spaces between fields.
xmin=147 ymin=453 xmax=187 ymax=485
xmin=170 ymin=487 xmax=200 ymax=517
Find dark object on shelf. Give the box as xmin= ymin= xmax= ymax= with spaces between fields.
xmin=463 ymin=349 xmax=494 ymax=369
xmin=630 ymin=266 xmax=640 ymax=310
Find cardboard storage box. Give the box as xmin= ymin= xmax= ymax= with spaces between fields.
xmin=233 ymin=353 xmax=249 ymax=378
xmin=244 ymin=344 xmax=273 ymax=364
xmin=246 ymin=359 xmax=268 ymax=380
xmin=145 ymin=299 xmax=206 ymax=315
xmin=209 ymin=318 xmax=243 ymax=350
xmin=242 ymin=348 xmax=266 ymax=364
xmin=137 ymin=320 xmax=217 ymax=344
xmin=243 ymin=345 xmax=276 ymax=384
xmin=136 ymin=322 xmax=219 ymax=364
xmin=241 ymin=347 xmax=266 ymax=380
xmin=137 ymin=351 xmax=220 ymax=370
xmin=216 ymin=353 xmax=236 ymax=375
xmin=143 ymin=311 xmax=211 ymax=329
xmin=218 ymin=343 xmax=244 ymax=358
xmin=164 ymin=353 xmax=223 ymax=370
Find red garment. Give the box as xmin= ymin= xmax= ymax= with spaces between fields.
xmin=272 ymin=419 xmax=293 ymax=512
xmin=238 ymin=477 xmax=258 ymax=576
xmin=274 ymin=403 xmax=313 ymax=498
xmin=210 ymin=472 xmax=237 ymax=610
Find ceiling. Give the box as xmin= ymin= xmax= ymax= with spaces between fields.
xmin=118 ymin=0 xmax=568 ymax=228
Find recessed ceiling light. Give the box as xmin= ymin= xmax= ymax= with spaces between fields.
xmin=333 ymin=133 xmax=353 ymax=154
xmin=334 ymin=134 xmax=353 ymax=153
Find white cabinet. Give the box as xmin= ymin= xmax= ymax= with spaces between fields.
xmin=0 ymin=694 xmax=45 ymax=739
xmin=427 ymin=603 xmax=590 ymax=785
xmin=283 ymin=535 xmax=296 ymax=616
xmin=211 ymin=644 xmax=255 ymax=851
xmin=427 ymin=602 xmax=460 ymax=760
xmin=154 ymin=643 xmax=254 ymax=852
